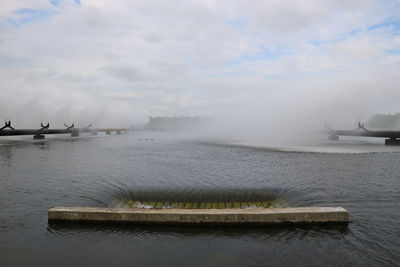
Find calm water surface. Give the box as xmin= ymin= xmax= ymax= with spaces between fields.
xmin=0 ymin=132 xmax=399 ymax=266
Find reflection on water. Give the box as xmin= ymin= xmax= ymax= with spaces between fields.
xmin=48 ymin=220 xmax=350 ymax=239
xmin=1 ymin=132 xmax=400 ymax=266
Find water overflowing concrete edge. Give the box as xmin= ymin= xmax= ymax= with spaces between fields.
xmin=48 ymin=206 xmax=349 ymax=225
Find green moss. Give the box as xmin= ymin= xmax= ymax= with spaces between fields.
xmin=128 ymin=200 xmax=287 ymax=209
xmin=126 ymin=200 xmax=286 ymax=209
xmin=273 ymin=199 xmax=288 ymax=208
xmin=277 ymin=199 xmax=288 ymax=208
xmin=154 ymin=202 xmax=163 ymax=209
xmin=262 ymin=201 xmax=270 ymax=208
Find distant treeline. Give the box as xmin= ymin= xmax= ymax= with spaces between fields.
xmin=146 ymin=116 xmax=211 ymax=130
xmin=367 ymin=113 xmax=400 ymax=129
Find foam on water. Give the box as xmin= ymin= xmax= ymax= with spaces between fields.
xmin=209 ymin=136 xmax=400 ymax=154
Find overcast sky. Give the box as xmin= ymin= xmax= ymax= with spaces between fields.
xmin=0 ymin=0 xmax=399 ymax=128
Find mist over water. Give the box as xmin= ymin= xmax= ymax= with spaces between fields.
xmin=1 ymin=61 xmax=400 ymax=132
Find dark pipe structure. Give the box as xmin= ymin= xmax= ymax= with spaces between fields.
xmin=0 ymin=121 xmax=127 ymax=139
xmin=325 ymin=122 xmax=400 ymax=146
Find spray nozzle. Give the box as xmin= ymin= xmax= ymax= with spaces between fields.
xmin=64 ymin=123 xmax=74 ymax=130
xmin=357 ymin=122 xmax=370 ymax=132
xmin=0 ymin=121 xmax=15 ymax=131
xmin=39 ymin=123 xmax=50 ymax=131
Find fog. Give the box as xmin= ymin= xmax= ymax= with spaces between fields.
xmin=0 ymin=0 xmax=399 ymax=142
xmin=203 ymin=66 xmax=400 ymax=145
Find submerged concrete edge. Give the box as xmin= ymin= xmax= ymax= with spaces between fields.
xmin=48 ymin=206 xmax=349 ymax=225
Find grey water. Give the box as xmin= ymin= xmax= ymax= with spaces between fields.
xmin=0 ymin=132 xmax=399 ymax=266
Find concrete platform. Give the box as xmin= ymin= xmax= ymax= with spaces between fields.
xmin=48 ymin=206 xmax=349 ymax=225
xmin=385 ymin=138 xmax=400 ymax=146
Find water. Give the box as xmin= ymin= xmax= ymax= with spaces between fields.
xmin=0 ymin=132 xmax=399 ymax=266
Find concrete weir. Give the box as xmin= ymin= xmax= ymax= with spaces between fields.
xmin=48 ymin=206 xmax=349 ymax=225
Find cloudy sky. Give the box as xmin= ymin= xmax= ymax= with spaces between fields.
xmin=0 ymin=0 xmax=399 ymax=128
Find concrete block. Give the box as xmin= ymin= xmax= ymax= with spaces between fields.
xmin=48 ymin=206 xmax=349 ymax=225
xmin=385 ymin=138 xmax=400 ymax=146
xmin=33 ymin=134 xmax=45 ymax=140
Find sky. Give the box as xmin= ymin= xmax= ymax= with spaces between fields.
xmin=0 ymin=0 xmax=400 ymax=128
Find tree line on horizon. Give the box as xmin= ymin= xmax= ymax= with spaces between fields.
xmin=367 ymin=113 xmax=400 ymax=129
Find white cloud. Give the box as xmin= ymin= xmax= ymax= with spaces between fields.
xmin=0 ymin=0 xmax=399 ymax=129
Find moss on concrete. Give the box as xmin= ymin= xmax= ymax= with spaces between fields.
xmin=111 ymin=199 xmax=288 ymax=210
